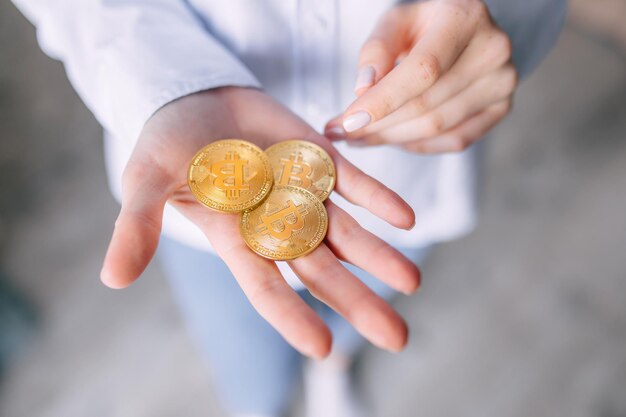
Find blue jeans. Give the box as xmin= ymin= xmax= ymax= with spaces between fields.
xmin=157 ymin=237 xmax=430 ymax=416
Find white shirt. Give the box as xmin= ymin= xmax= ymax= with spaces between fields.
xmin=13 ymin=0 xmax=566 ymax=267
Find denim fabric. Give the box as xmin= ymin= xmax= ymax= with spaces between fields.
xmin=157 ymin=237 xmax=430 ymax=416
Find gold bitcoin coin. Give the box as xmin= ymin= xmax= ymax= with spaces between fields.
xmin=265 ymin=140 xmax=336 ymax=201
xmin=188 ymin=139 xmax=273 ymax=213
xmin=240 ymin=184 xmax=328 ymax=260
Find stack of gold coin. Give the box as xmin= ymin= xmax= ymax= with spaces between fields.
xmin=188 ymin=139 xmax=336 ymax=260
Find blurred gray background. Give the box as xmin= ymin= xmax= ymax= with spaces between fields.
xmin=1 ymin=1 xmax=625 ymax=416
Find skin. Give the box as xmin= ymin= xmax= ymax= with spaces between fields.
xmin=99 ymin=87 xmax=420 ymax=359
xmin=101 ymin=0 xmax=516 ymax=359
xmin=325 ymin=0 xmax=518 ymax=153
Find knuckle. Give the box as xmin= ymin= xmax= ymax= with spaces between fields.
xmin=472 ymin=0 xmax=490 ymax=19
xmin=300 ymin=260 xmax=336 ymax=299
xmin=368 ymin=184 xmax=393 ymax=214
xmin=121 ymin=206 xmax=161 ymax=233
xmin=472 ymin=0 xmax=491 ymax=21
xmin=371 ymin=92 xmax=397 ymax=120
xmin=416 ymin=53 xmax=442 ymax=86
xmin=444 ymin=0 xmax=489 ymax=24
xmin=249 ymin=278 xmax=283 ymax=307
xmin=121 ymin=160 xmax=148 ymax=188
xmin=404 ymin=142 xmax=424 ymax=153
xmin=344 ymin=168 xmax=376 ymax=204
xmin=409 ymin=94 xmax=430 ymax=115
xmin=494 ymin=100 xmax=513 ymax=118
xmin=449 ymin=136 xmax=469 ymax=152
xmin=440 ymin=0 xmax=468 ymax=15
xmin=492 ymin=31 xmax=513 ymax=62
xmin=334 ymin=216 xmax=361 ymax=241
xmin=426 ymin=112 xmax=446 ymax=135
xmin=502 ymin=65 xmax=519 ymax=93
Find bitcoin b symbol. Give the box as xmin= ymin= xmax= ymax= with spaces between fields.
xmin=256 ymin=200 xmax=308 ymax=241
xmin=210 ymin=151 xmax=250 ymax=198
xmin=278 ymin=152 xmax=312 ymax=188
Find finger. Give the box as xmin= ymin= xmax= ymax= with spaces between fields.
xmin=341 ymin=3 xmax=481 ymax=133
xmin=289 ymin=244 xmax=409 ymax=352
xmin=325 ymin=201 xmax=421 ymax=295
xmin=227 ymin=94 xmax=417 ymax=230
xmin=324 ymin=114 xmax=346 ymax=141
xmin=100 ymin=155 xmax=176 ymax=289
xmin=404 ymin=99 xmax=513 ymax=154
xmin=177 ymin=201 xmax=333 ymax=359
xmin=354 ymin=7 xmax=412 ymax=94
xmin=332 ymin=152 xmax=415 ymax=230
xmin=273 ymin=126 xmax=416 ymax=230
xmin=359 ymin=64 xmax=518 ymax=145
xmin=326 ymin=30 xmax=514 ymax=140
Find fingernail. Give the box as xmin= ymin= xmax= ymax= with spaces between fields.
xmin=354 ymin=66 xmax=375 ymax=92
xmin=343 ymin=111 xmax=371 ymax=132
xmin=325 ymin=126 xmax=346 ymax=140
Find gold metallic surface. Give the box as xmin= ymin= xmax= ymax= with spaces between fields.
xmin=188 ymin=139 xmax=273 ymax=213
xmin=265 ymin=140 xmax=336 ymax=201
xmin=240 ymin=184 xmax=328 ymax=260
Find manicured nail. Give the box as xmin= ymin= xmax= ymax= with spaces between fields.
xmin=354 ymin=66 xmax=375 ymax=92
xmin=325 ymin=126 xmax=346 ymax=140
xmin=343 ymin=111 xmax=371 ymax=132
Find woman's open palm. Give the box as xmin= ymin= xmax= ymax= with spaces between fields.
xmin=100 ymin=87 xmax=420 ymax=358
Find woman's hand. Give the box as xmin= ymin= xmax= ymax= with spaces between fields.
xmin=325 ymin=0 xmax=517 ymax=153
xmin=99 ymin=87 xmax=420 ymax=358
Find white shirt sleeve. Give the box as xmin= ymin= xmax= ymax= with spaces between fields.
xmin=12 ymin=0 xmax=262 ymax=143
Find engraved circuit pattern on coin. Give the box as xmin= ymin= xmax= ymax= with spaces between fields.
xmin=188 ymin=139 xmax=274 ymax=213
xmin=265 ymin=140 xmax=336 ymax=201
xmin=240 ymin=184 xmax=328 ymax=260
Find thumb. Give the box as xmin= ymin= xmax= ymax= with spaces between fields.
xmin=353 ymin=7 xmax=412 ymax=95
xmin=100 ymin=156 xmax=174 ymax=289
